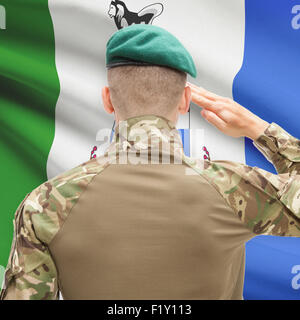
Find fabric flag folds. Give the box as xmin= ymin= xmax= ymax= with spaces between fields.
xmin=0 ymin=0 xmax=60 ymax=271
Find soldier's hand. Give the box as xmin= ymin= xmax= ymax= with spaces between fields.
xmin=188 ymin=82 xmax=269 ymax=141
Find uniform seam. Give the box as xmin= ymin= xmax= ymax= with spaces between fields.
xmin=183 ymin=160 xmax=256 ymax=237
xmin=48 ymin=162 xmax=112 ymax=248
xmin=183 ymin=162 xmax=236 ymax=212
xmin=45 ymin=162 xmax=112 ymax=298
xmin=199 ymin=170 xmax=256 ymax=239
xmin=200 ymin=171 xmax=243 ymax=220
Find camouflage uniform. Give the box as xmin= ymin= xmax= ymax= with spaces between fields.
xmin=1 ymin=115 xmax=300 ymax=300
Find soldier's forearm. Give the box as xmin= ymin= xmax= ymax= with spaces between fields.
xmin=253 ymin=122 xmax=300 ymax=175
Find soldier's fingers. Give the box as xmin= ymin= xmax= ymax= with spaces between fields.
xmin=191 ymin=94 xmax=223 ymax=114
xmin=188 ymin=83 xmax=216 ymax=102
xmin=188 ymin=82 xmax=227 ymax=102
xmin=191 ymin=92 xmax=214 ymax=109
xmin=201 ymin=109 xmax=227 ymax=132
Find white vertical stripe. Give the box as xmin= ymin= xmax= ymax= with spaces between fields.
xmin=47 ymin=0 xmax=115 ymax=178
xmin=175 ymin=0 xmax=245 ymax=162
xmin=48 ymin=0 xmax=245 ymax=179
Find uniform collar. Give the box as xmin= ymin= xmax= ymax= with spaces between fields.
xmin=109 ymin=115 xmax=184 ymax=156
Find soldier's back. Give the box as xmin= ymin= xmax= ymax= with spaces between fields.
xmin=47 ymin=155 xmax=253 ymax=300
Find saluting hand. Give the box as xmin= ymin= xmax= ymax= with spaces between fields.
xmin=187 ymin=82 xmax=269 ymax=141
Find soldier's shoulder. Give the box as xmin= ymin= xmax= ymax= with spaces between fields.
xmin=190 ymin=157 xmax=280 ymax=201
xmin=184 ymin=156 xmax=250 ymax=178
xmin=184 ymin=156 xmax=259 ymax=194
xmin=47 ymin=157 xmax=107 ymax=190
xmin=21 ymin=158 xmax=109 ymax=244
xmin=202 ymin=159 xmax=253 ymax=178
xmin=38 ymin=157 xmax=107 ymax=200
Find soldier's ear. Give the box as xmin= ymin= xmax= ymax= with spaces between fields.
xmin=102 ymin=86 xmax=115 ymax=114
xmin=178 ymin=85 xmax=191 ymax=115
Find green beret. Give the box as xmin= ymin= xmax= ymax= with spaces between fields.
xmin=106 ymin=24 xmax=197 ymax=78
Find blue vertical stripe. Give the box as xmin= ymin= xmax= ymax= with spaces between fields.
xmin=233 ymin=0 xmax=300 ymax=299
xmin=178 ymin=129 xmax=190 ymax=157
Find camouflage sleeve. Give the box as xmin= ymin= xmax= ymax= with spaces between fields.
xmin=253 ymin=122 xmax=300 ymax=175
xmin=0 ymin=193 xmax=59 ymax=300
xmin=1 ymin=191 xmax=58 ymax=300
xmin=0 ymin=158 xmax=107 ymax=300
xmin=200 ymin=160 xmax=300 ymax=237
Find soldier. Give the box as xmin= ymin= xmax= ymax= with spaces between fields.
xmin=1 ymin=24 xmax=300 ymax=300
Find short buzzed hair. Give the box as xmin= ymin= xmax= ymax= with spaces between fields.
xmin=107 ymin=65 xmax=187 ymax=119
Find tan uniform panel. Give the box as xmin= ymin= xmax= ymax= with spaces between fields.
xmin=50 ymin=163 xmax=253 ymax=300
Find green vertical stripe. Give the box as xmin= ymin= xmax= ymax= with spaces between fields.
xmin=0 ymin=0 xmax=60 ymax=267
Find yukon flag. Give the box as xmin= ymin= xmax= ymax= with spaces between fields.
xmin=0 ymin=0 xmax=300 ymax=299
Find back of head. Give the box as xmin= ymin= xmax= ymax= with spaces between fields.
xmin=107 ymin=65 xmax=187 ymax=119
xmin=105 ymin=24 xmax=196 ymax=120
